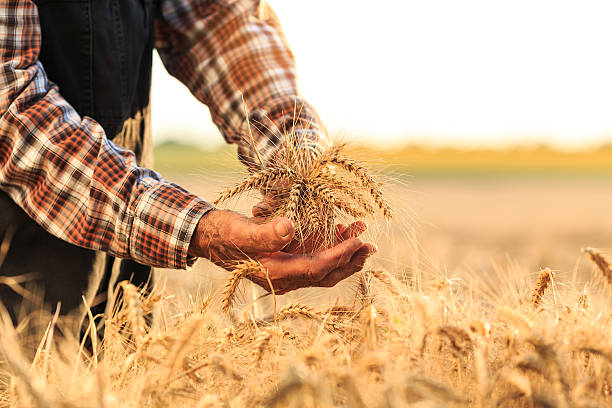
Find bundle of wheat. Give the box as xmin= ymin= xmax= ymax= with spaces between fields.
xmin=214 ymin=139 xmax=391 ymax=250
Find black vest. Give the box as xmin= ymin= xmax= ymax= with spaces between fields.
xmin=0 ymin=1 xmax=158 ymax=318
xmin=36 ymin=0 xmax=156 ymax=142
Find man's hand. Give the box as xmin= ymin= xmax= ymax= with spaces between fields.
xmin=188 ymin=209 xmax=377 ymax=294
xmin=252 ymin=194 xmax=353 ymax=254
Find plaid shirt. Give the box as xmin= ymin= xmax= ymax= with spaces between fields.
xmin=0 ymin=0 xmax=327 ymax=269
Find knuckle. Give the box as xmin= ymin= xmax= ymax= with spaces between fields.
xmin=307 ymin=257 xmax=324 ymax=282
xmin=339 ymin=253 xmax=352 ymax=266
xmin=250 ymin=225 xmax=264 ymax=244
xmin=322 ymin=278 xmax=338 ymax=287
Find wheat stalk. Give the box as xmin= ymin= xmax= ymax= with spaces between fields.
xmin=120 ymin=282 xmax=146 ymax=347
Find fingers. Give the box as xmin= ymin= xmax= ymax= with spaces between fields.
xmin=252 ymin=203 xmax=269 ymax=218
xmin=308 ymin=238 xmax=365 ymax=281
xmin=252 ymin=194 xmax=282 ymax=218
xmin=252 ymin=240 xmax=377 ymax=295
xmin=254 ymin=239 xmax=363 ymax=286
xmin=338 ymin=221 xmax=367 ymax=242
xmin=316 ymin=244 xmax=377 ymax=288
xmin=335 ymin=224 xmax=348 ymax=238
xmin=252 ymin=199 xmax=274 ymax=218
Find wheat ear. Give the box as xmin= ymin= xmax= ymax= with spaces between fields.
xmin=221 ymin=260 xmax=265 ymax=314
xmin=277 ymin=303 xmax=320 ymax=321
xmin=368 ymin=269 xmax=402 ymax=298
xmin=252 ymin=327 xmax=291 ymax=365
xmin=311 ymin=181 xmax=371 ymax=218
xmin=214 ymin=167 xmax=293 ymax=205
xmin=284 ymin=182 xmax=303 ymax=223
xmin=325 ymin=154 xmax=392 ymax=219
xmin=583 ymin=247 xmax=612 ymax=288
xmin=532 ymin=268 xmax=554 ymax=308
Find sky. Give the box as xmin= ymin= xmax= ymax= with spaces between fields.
xmin=151 ymin=0 xmax=612 ymax=149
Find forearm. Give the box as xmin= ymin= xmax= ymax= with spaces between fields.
xmin=0 ymin=1 xmax=212 ymax=268
xmin=0 ymin=90 xmax=212 ymax=268
xmin=155 ymin=0 xmax=331 ymax=167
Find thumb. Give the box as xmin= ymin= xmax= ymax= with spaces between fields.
xmin=241 ymin=217 xmax=295 ymax=253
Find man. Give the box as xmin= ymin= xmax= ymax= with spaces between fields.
xmin=0 ymin=0 xmax=376 ymax=319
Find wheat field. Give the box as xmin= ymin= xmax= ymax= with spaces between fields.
xmin=1 ymin=147 xmax=612 ymax=407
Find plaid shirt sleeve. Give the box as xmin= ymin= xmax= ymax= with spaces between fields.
xmin=0 ymin=1 xmax=213 ymax=269
xmin=155 ymin=0 xmax=331 ymax=167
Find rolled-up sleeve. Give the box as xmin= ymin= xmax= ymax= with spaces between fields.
xmin=0 ymin=1 xmax=212 ymax=269
xmin=155 ymin=0 xmax=332 ymax=167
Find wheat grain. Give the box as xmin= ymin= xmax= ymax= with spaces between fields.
xmin=322 ymin=154 xmax=392 ymax=219
xmin=277 ymin=303 xmax=320 ymax=321
xmin=213 ymin=167 xmax=293 ymax=205
xmin=221 ymin=260 xmax=266 ymax=314
xmin=367 ymin=269 xmax=402 ymax=298
xmin=532 ymin=268 xmax=554 ymax=308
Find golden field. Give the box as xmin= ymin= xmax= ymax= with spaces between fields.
xmin=1 ymin=144 xmax=612 ymax=407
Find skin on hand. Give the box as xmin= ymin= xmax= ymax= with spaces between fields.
xmin=252 ymin=193 xmax=339 ymax=254
xmin=188 ymin=209 xmax=377 ymax=294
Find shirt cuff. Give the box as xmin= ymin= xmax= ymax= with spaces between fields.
xmin=237 ymin=96 xmax=332 ymax=168
xmin=129 ymin=181 xmax=213 ymax=269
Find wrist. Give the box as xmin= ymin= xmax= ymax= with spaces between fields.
xmin=188 ymin=208 xmax=219 ymax=258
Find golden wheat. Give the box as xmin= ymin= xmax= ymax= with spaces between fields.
xmin=277 ymin=303 xmax=319 ymax=321
xmin=214 ymin=137 xmax=391 ymax=250
xmin=3 ymin=138 xmax=612 ymax=407
xmin=583 ymin=247 xmax=612 ymax=288
xmin=220 ymin=260 xmax=267 ymax=314
xmin=1 ymin=243 xmax=611 ymax=406
xmin=367 ymin=269 xmax=402 ymax=298
xmin=532 ymin=267 xmax=554 ymax=308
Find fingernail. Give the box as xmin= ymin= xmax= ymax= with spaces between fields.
xmin=368 ymin=244 xmax=379 ymax=254
xmin=275 ymin=218 xmax=293 ymax=238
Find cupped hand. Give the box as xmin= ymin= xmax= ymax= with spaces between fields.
xmin=253 ymin=194 xmax=367 ymax=254
xmin=188 ymin=209 xmax=377 ymax=294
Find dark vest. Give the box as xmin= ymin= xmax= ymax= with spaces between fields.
xmin=36 ymin=0 xmax=157 ymax=163
xmin=0 ymin=0 xmax=158 ymax=318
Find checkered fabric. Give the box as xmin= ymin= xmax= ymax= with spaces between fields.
xmin=0 ymin=0 xmax=328 ymax=269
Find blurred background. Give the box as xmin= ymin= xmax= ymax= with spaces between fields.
xmin=152 ymin=0 xmax=612 ymax=297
